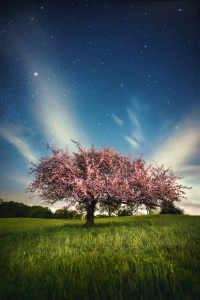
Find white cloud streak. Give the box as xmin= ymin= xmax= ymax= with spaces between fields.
xmin=123 ymin=136 xmax=140 ymax=149
xmin=132 ymin=132 xmax=144 ymax=142
xmin=2 ymin=13 xmax=90 ymax=155
xmin=0 ymin=126 xmax=38 ymax=164
xmin=148 ymin=113 xmax=200 ymax=214
xmin=126 ymin=108 xmax=139 ymax=126
xmin=111 ymin=114 xmax=123 ymax=125
xmin=151 ymin=125 xmax=200 ymax=173
xmin=122 ymin=101 xmax=144 ymax=149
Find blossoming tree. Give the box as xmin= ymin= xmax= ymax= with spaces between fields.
xmin=25 ymin=140 xmax=192 ymax=226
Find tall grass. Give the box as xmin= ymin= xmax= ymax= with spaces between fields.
xmin=0 ymin=215 xmax=199 ymax=300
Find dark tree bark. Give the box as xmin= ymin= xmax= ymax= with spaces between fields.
xmin=108 ymin=206 xmax=111 ymax=217
xmin=85 ymin=200 xmax=97 ymax=227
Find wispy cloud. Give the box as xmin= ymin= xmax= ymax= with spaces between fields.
xmin=148 ymin=112 xmax=200 ymax=213
xmin=3 ymin=14 xmax=90 ymax=155
xmin=5 ymin=174 xmax=32 ymax=187
xmin=151 ymin=125 xmax=200 ymax=173
xmin=111 ymin=114 xmax=123 ymax=125
xmin=132 ymin=132 xmax=144 ymax=142
xmin=122 ymin=101 xmax=144 ymax=149
xmin=177 ymin=184 xmax=200 ymax=215
xmin=29 ymin=71 xmax=90 ymax=154
xmin=131 ymin=98 xmax=140 ymax=111
xmin=126 ymin=108 xmax=139 ymax=126
xmin=0 ymin=126 xmax=38 ymax=163
xmin=123 ymin=136 xmax=140 ymax=149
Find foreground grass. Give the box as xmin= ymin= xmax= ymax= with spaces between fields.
xmin=0 ymin=215 xmax=199 ymax=300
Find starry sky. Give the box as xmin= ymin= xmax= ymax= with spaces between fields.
xmin=0 ymin=0 xmax=200 ymax=215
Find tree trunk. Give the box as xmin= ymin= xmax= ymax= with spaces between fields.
xmin=108 ymin=206 xmax=111 ymax=217
xmin=85 ymin=200 xmax=96 ymax=227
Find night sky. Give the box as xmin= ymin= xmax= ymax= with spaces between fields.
xmin=0 ymin=1 xmax=200 ymax=214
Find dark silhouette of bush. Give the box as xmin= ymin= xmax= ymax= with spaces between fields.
xmin=117 ymin=208 xmax=133 ymax=217
xmin=54 ymin=206 xmax=84 ymax=219
xmin=160 ymin=202 xmax=185 ymax=215
xmin=0 ymin=200 xmax=31 ymax=218
xmin=96 ymin=214 xmax=110 ymax=218
xmin=28 ymin=206 xmax=53 ymax=218
xmin=68 ymin=210 xmax=83 ymax=219
xmin=55 ymin=207 xmax=70 ymax=219
xmin=0 ymin=199 xmax=54 ymax=218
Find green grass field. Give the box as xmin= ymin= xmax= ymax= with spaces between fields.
xmin=0 ymin=215 xmax=199 ymax=300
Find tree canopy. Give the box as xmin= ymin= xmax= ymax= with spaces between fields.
xmin=25 ymin=140 xmax=192 ymax=226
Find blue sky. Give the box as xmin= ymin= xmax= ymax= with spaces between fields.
xmin=0 ymin=1 xmax=199 ymax=214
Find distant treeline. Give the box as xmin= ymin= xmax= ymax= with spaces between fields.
xmin=0 ymin=199 xmax=84 ymax=219
xmin=0 ymin=199 xmax=133 ymax=219
xmin=0 ymin=198 xmax=185 ymax=219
